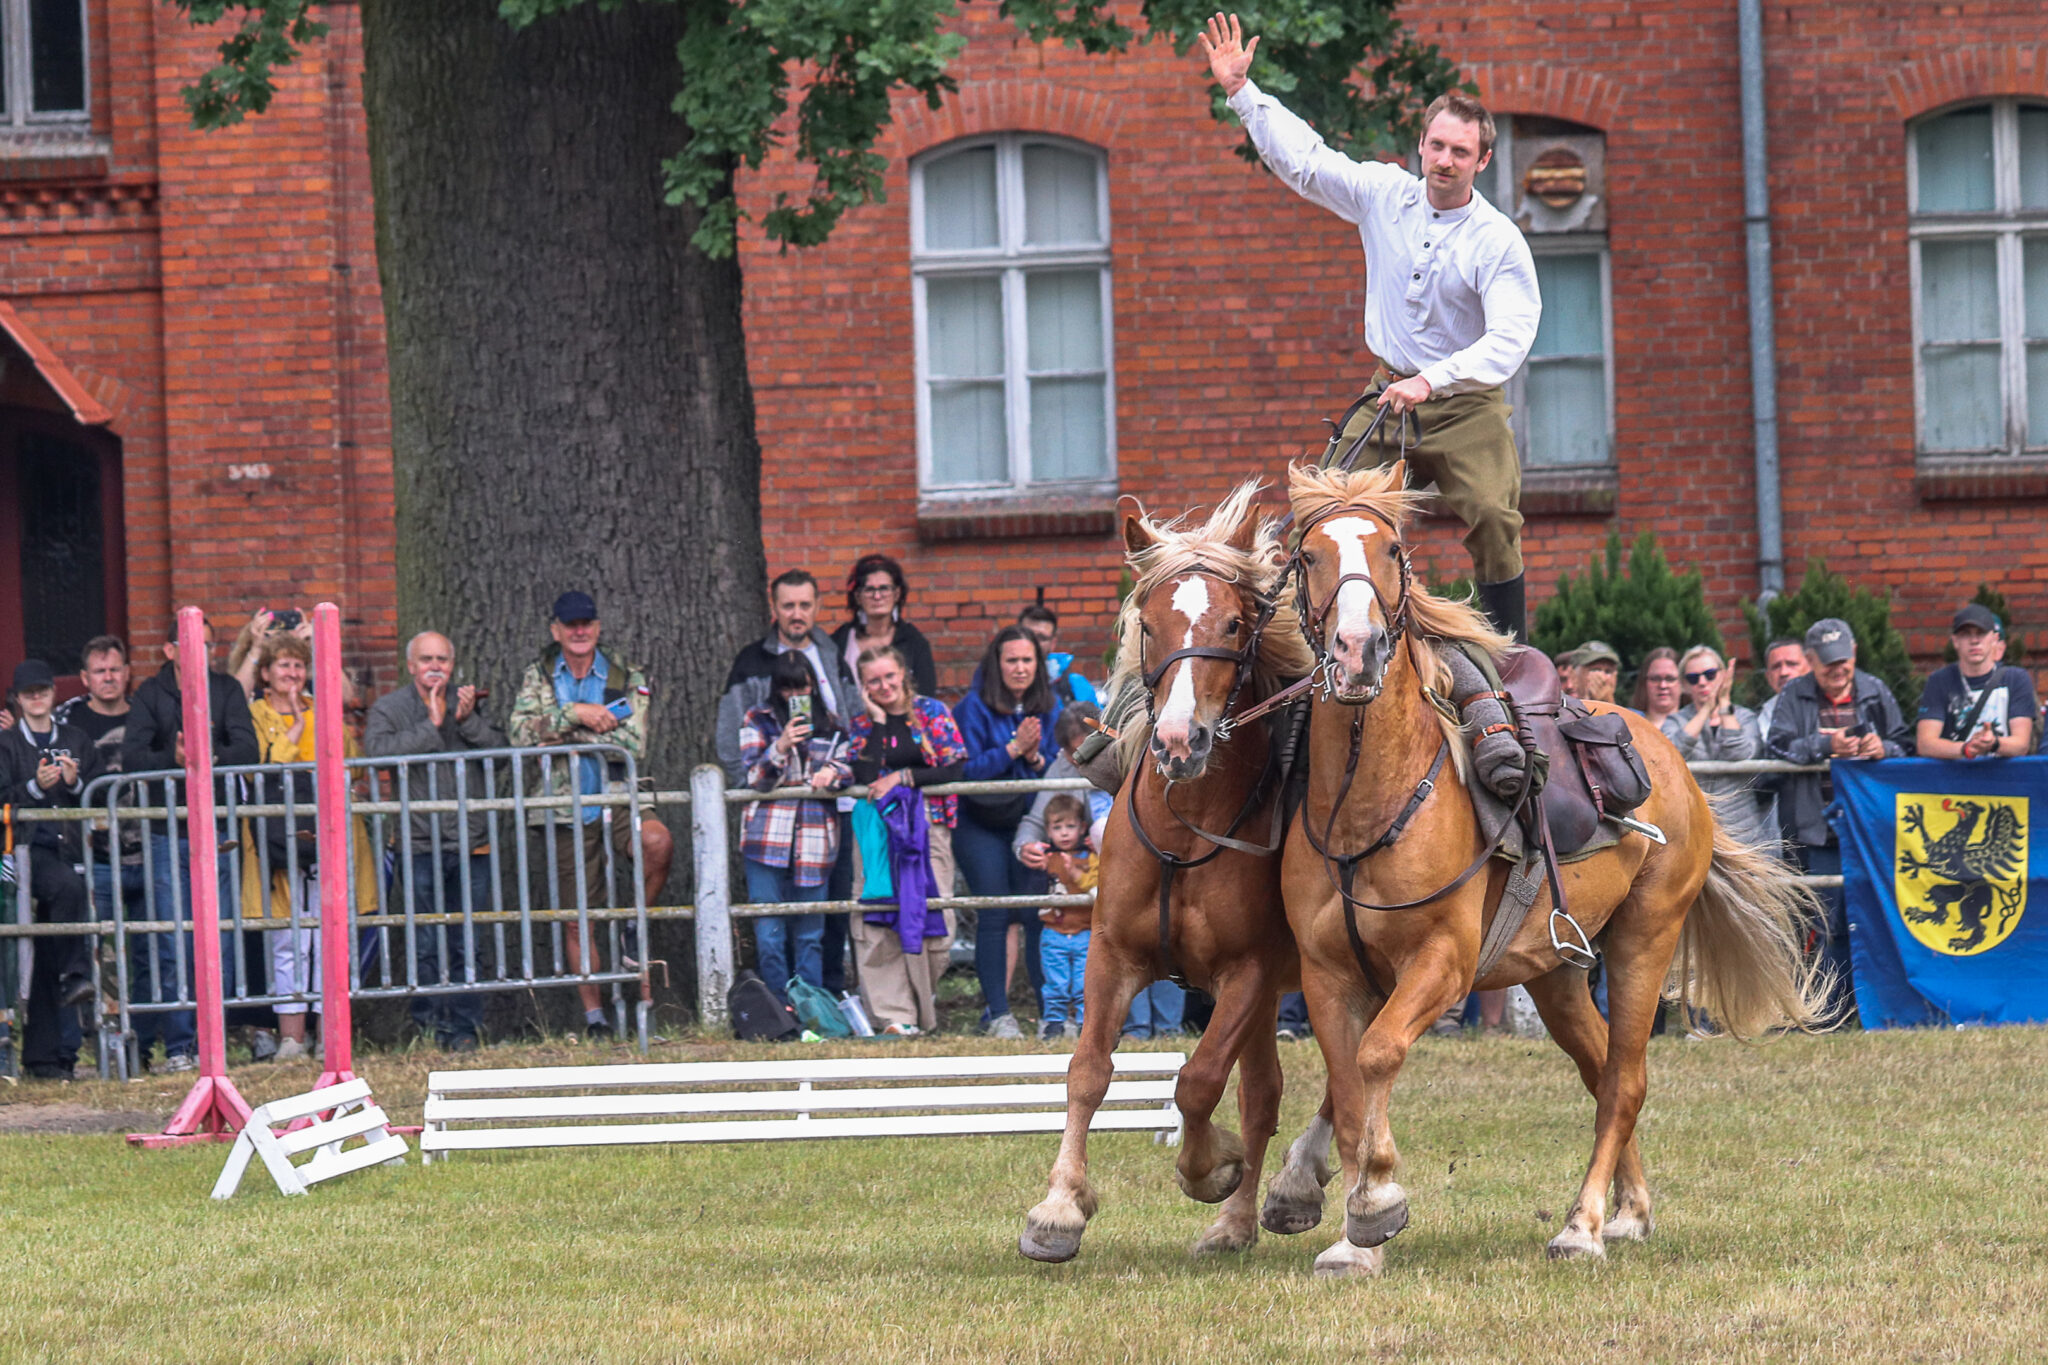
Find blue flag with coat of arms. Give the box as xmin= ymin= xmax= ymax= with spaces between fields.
xmin=1832 ymin=757 xmax=2048 ymax=1028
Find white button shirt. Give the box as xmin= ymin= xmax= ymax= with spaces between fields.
xmin=1227 ymin=80 xmax=1541 ymax=397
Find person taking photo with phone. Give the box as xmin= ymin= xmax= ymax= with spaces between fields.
xmin=1766 ymin=618 xmax=1908 ymax=1024
xmin=0 ymin=660 xmax=103 ymax=1079
xmin=738 ymin=652 xmax=853 ymax=1008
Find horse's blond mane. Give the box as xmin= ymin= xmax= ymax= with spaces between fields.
xmin=1107 ymin=480 xmax=1315 ymax=767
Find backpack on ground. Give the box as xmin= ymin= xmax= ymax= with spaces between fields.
xmin=728 ymin=971 xmax=801 ymax=1042
xmin=786 ymin=976 xmax=853 ymax=1038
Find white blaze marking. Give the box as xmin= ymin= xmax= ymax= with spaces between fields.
xmin=1323 ymin=516 xmax=1381 ymax=648
xmin=1157 ymin=576 xmax=1211 ymax=736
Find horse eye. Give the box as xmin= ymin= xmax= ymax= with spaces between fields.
xmin=1300 ymin=551 xmax=1316 ymax=568
xmin=1223 ymin=619 xmax=1242 ymax=637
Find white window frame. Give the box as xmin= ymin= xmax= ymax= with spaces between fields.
xmin=1907 ymin=99 xmax=2048 ymax=459
xmin=1509 ymin=238 xmax=1615 ymax=470
xmin=910 ymin=134 xmax=1116 ymax=497
xmin=1483 ymin=117 xmax=1616 ymax=471
xmin=1 ymin=0 xmax=91 ymax=131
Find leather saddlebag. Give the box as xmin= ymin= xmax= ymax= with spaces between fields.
xmin=1556 ymin=711 xmax=1652 ymax=818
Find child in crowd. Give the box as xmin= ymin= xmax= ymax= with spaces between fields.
xmin=1035 ymin=794 xmax=1097 ymax=1040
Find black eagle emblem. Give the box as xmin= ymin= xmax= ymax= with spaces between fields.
xmin=1898 ymin=800 xmax=2026 ymax=953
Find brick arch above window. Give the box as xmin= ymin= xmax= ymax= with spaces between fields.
xmin=884 ymin=79 xmax=1122 ymax=161
xmin=1461 ymin=64 xmax=1621 ymax=132
xmin=1888 ymin=46 xmax=2048 ymax=120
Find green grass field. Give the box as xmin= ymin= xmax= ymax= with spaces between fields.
xmin=4 ymin=1026 xmax=2046 ymax=1363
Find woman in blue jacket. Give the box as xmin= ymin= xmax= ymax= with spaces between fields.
xmin=953 ymin=625 xmax=1063 ymax=1037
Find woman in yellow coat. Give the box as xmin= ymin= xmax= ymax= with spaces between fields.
xmin=239 ymin=634 xmax=379 ymax=1062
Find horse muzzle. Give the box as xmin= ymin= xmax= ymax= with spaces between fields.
xmin=1324 ymin=628 xmax=1393 ymax=705
xmin=1149 ymin=722 xmax=1215 ymax=779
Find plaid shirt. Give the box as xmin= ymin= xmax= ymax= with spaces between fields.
xmin=739 ymin=704 xmax=852 ymax=885
xmin=846 ymin=695 xmax=971 ymax=829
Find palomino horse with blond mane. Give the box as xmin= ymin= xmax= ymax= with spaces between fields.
xmin=1020 ymin=481 xmax=1337 ymax=1266
xmin=1271 ymin=460 xmax=1827 ymax=1278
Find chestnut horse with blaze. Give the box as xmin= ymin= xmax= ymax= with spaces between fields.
xmin=1278 ymin=462 xmax=1829 ymax=1278
xmin=1020 ymin=483 xmax=1336 ymax=1266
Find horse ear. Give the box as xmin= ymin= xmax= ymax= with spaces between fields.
xmin=1224 ymin=510 xmax=1260 ymax=552
xmin=1385 ymin=458 xmax=1408 ymax=488
xmin=1122 ymin=512 xmax=1155 ymax=554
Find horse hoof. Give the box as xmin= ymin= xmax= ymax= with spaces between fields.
xmin=1176 ymin=1156 xmax=1245 ymax=1206
xmin=1018 ymin=1225 xmax=1084 ymax=1263
xmin=1602 ymin=1211 xmax=1653 ymax=1244
xmin=1259 ymin=1191 xmax=1325 ymax=1236
xmin=1312 ymin=1238 xmax=1384 ymax=1279
xmin=1191 ymin=1219 xmax=1259 ymax=1257
xmin=1344 ymin=1183 xmax=1409 ymax=1248
xmin=1546 ymin=1226 xmax=1606 ymax=1261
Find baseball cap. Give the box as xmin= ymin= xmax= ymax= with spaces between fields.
xmin=551 ymin=591 xmax=598 ymax=624
xmin=1804 ymin=618 xmax=1855 ymax=665
xmin=10 ymin=659 xmax=55 ymax=693
xmin=1951 ymin=603 xmax=2000 ymax=635
xmin=1574 ymin=640 xmax=1621 ymax=669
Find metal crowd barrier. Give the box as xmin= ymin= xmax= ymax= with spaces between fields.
xmin=4 ymin=745 xmax=650 ymax=1077
xmin=4 ymin=752 xmax=1837 ymax=1053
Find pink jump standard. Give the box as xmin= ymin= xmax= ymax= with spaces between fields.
xmin=309 ymin=603 xmax=357 ymax=1089
xmin=129 ymin=606 xmax=255 ymax=1146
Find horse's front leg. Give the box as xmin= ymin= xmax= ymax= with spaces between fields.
xmin=1298 ymin=962 xmax=1382 ymax=1278
xmin=1191 ymin=978 xmax=1284 ymax=1256
xmin=1018 ymin=949 xmax=1146 ymax=1263
xmin=1345 ymin=949 xmax=1469 ymax=1250
xmin=1171 ymin=962 xmax=1273 ymax=1208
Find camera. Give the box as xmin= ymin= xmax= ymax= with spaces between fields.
xmin=269 ymin=608 xmax=303 ymax=632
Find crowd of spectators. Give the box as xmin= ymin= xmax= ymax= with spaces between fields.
xmin=1548 ymin=603 xmax=2040 ymax=1029
xmin=4 ymin=570 xmax=2040 ymax=1075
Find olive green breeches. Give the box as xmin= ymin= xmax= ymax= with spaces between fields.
xmin=1328 ymin=371 xmax=1525 ymax=584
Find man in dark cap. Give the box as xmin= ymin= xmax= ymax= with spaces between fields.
xmin=0 ymin=660 xmax=103 ymax=1078
xmin=509 ymin=591 xmax=673 ymax=1042
xmin=1916 ymin=603 xmax=2037 ymax=759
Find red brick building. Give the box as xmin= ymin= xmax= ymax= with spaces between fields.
xmin=4 ymin=2 xmax=2044 ymax=695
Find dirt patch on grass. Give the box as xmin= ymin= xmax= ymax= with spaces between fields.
xmin=0 ymin=1102 xmax=164 ymax=1135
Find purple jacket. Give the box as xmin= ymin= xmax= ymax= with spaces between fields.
xmin=862 ymin=785 xmax=947 ymax=951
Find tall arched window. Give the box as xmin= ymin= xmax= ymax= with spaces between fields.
xmin=911 ymin=135 xmax=1115 ymax=495
xmin=1908 ymin=100 xmax=2048 ymax=457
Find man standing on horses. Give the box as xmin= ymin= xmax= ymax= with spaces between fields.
xmin=1199 ymin=14 xmax=1541 ymax=640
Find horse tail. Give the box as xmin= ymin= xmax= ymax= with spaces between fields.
xmin=1672 ymin=820 xmax=1835 ymax=1040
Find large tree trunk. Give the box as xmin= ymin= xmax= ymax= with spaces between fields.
xmin=361 ymin=0 xmax=763 ymax=793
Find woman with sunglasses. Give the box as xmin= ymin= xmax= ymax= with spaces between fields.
xmin=1658 ymin=644 xmax=1772 ymax=847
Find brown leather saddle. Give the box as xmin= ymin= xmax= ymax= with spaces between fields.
xmin=1494 ymin=646 xmax=1652 ymax=858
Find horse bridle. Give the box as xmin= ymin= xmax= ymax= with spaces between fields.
xmin=1134 ymin=565 xmax=1279 ymax=745
xmin=1126 ymin=562 xmax=1289 ymax=987
xmin=1291 ymin=505 xmax=1415 ymax=706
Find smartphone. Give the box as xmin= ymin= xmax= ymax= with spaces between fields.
xmin=604 ymin=695 xmax=634 ymax=721
xmin=1842 ymin=722 xmax=1871 ymax=740
xmin=789 ymin=694 xmax=813 ymax=724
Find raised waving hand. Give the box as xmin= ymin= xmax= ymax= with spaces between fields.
xmin=1196 ymin=12 xmax=1258 ymax=98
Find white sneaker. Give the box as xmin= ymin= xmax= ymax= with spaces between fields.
xmin=986 ymin=1013 xmax=1024 ymax=1040
xmin=274 ymin=1038 xmax=307 ymax=1063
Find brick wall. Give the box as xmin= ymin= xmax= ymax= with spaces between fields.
xmin=5 ymin=2 xmax=2043 ymax=699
